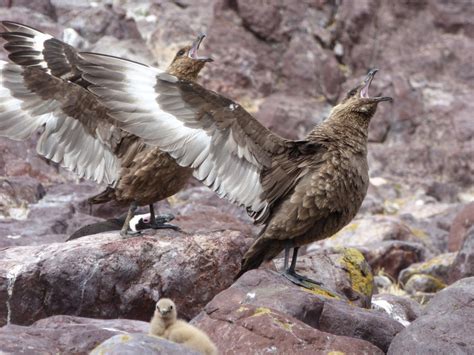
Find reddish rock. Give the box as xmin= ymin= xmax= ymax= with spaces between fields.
xmin=0 ymin=7 xmax=61 ymax=47
xmin=372 ymin=293 xmax=422 ymax=327
xmin=0 ymin=315 xmax=187 ymax=355
xmin=448 ymin=202 xmax=474 ymax=252
xmin=56 ymin=4 xmax=142 ymax=43
xmin=0 ymin=137 xmax=65 ymax=184
xmin=256 ymin=94 xmax=330 ymax=140
xmin=0 ymin=183 xmax=102 ymax=247
xmin=274 ymin=248 xmax=374 ymax=308
xmin=167 ymin=186 xmax=256 ymax=235
xmin=91 ymin=333 xmax=198 ymax=355
xmin=449 ymin=225 xmax=474 ymax=283
xmin=1 ymin=0 xmax=57 ymax=20
xmin=0 ymin=176 xmax=45 ymax=207
xmin=236 ymin=0 xmax=335 ymax=44
xmin=196 ymin=269 xmax=402 ymax=352
xmin=429 ymin=0 xmax=474 ymax=36
xmin=236 ymin=0 xmax=282 ymax=41
xmin=281 ymin=32 xmax=345 ymax=101
xmin=388 ymin=277 xmax=474 ymax=355
xmin=311 ymin=215 xmax=432 ymax=251
xmin=203 ymin=9 xmax=278 ymax=98
xmin=358 ymin=241 xmax=426 ymax=279
xmin=0 ymin=229 xmax=252 ymax=326
xmin=193 ymin=302 xmax=384 ymax=354
xmin=399 ymin=252 xmax=456 ymax=285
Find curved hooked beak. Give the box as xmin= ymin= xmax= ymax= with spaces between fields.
xmin=360 ymin=69 xmax=392 ymax=102
xmin=189 ymin=33 xmax=214 ymax=62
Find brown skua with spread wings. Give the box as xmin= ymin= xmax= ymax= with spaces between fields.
xmin=0 ymin=22 xmax=212 ymax=235
xmin=79 ymin=51 xmax=392 ymax=284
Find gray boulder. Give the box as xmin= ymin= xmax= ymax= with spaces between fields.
xmin=388 ymin=277 xmax=474 ymax=355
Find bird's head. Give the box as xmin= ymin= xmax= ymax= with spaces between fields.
xmin=331 ymin=69 xmax=392 ymax=121
xmin=155 ymin=298 xmax=177 ymax=320
xmin=167 ymin=34 xmax=213 ymax=81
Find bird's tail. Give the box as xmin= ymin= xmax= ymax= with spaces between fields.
xmin=87 ymin=187 xmax=116 ymax=205
xmin=235 ymin=237 xmax=285 ymax=280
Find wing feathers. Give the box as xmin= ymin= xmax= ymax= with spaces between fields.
xmin=79 ymin=52 xmax=290 ymax=220
xmin=0 ymin=60 xmax=120 ymax=185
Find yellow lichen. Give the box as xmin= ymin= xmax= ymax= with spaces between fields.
xmin=251 ymin=307 xmax=293 ymax=332
xmin=331 ymin=222 xmax=359 ymax=238
xmin=338 ymin=63 xmax=349 ymax=74
xmin=274 ymin=319 xmax=293 ymax=331
xmin=339 ymin=248 xmax=373 ymax=297
xmin=301 ymin=285 xmax=340 ymax=299
xmin=237 ymin=306 xmax=249 ymax=313
xmin=166 ymin=195 xmax=182 ymax=207
xmin=407 ymin=274 xmax=446 ymax=292
xmin=410 ymin=227 xmax=429 ymax=240
xmin=327 ymin=352 xmax=345 ymax=355
xmin=419 ymin=254 xmax=455 ymax=270
xmin=252 ymin=307 xmax=272 ymax=317
xmin=120 ymin=334 xmax=131 ymax=342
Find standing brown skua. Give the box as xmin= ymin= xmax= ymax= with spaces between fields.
xmin=76 ymin=53 xmax=392 ymax=285
xmin=0 ymin=21 xmax=212 ymax=235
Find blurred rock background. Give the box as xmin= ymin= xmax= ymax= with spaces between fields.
xmin=0 ymin=0 xmax=473 ymax=354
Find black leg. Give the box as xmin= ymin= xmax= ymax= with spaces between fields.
xmin=283 ymin=246 xmax=290 ymax=270
xmin=282 ymin=247 xmax=324 ymax=287
xmin=289 ymin=247 xmax=299 ymax=273
xmin=149 ymin=204 xmax=156 ymax=225
xmin=120 ymin=201 xmax=138 ymax=237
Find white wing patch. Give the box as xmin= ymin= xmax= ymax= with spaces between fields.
xmin=0 ymin=60 xmax=120 ymax=185
xmin=2 ymin=22 xmax=54 ymax=73
xmin=81 ymin=53 xmax=269 ymax=217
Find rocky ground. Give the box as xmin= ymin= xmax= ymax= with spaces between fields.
xmin=0 ymin=0 xmax=473 ymax=354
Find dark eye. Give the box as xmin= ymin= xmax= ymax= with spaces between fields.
xmin=170 ymin=305 xmax=173 ymax=309
xmin=347 ymin=88 xmax=357 ymax=98
xmin=177 ymin=49 xmax=185 ymax=56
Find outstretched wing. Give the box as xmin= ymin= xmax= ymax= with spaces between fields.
xmin=1 ymin=21 xmax=83 ymax=82
xmin=79 ymin=53 xmax=303 ymax=222
xmin=0 ymin=61 xmax=121 ymax=184
xmin=0 ymin=22 xmax=135 ymax=185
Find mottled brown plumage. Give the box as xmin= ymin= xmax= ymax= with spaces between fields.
xmin=0 ymin=22 xmax=212 ymax=234
xmin=78 ymin=51 xmax=392 ymax=283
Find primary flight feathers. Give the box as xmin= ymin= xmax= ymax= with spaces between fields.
xmin=80 ymin=52 xmax=311 ymax=223
xmin=0 ymin=21 xmax=122 ymax=184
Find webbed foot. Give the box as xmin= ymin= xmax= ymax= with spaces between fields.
xmin=139 ymin=213 xmax=181 ymax=232
xmin=282 ymin=269 xmax=342 ymax=298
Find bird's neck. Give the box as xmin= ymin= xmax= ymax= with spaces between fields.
xmin=166 ymin=65 xmax=200 ymax=82
xmin=308 ymin=113 xmax=370 ymax=154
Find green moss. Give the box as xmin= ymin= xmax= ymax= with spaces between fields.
xmin=339 ymin=248 xmax=373 ymax=297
